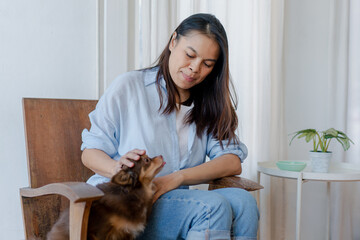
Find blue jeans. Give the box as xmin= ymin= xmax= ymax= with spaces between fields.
xmin=137 ymin=188 xmax=259 ymax=240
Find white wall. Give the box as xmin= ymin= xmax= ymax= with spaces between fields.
xmin=0 ymin=1 xmax=98 ymax=239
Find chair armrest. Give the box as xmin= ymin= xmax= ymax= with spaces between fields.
xmin=20 ymin=182 xmax=103 ymax=240
xmin=208 ymin=176 xmax=263 ymax=191
xmin=20 ymin=182 xmax=104 ymax=203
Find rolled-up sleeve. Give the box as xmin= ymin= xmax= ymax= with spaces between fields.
xmin=206 ymin=135 xmax=248 ymax=163
xmin=81 ymin=87 xmax=121 ymax=158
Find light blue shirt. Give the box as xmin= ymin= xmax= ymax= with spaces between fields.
xmin=81 ymin=67 xmax=248 ymax=186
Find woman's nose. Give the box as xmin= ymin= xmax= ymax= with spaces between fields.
xmin=189 ymin=59 xmax=201 ymax=73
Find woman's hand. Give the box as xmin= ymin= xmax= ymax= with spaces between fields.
xmin=152 ymin=172 xmax=184 ymax=203
xmin=113 ymin=149 xmax=146 ymax=175
xmin=150 ymin=154 xmax=242 ymax=203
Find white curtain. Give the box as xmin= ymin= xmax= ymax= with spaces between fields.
xmin=328 ymin=0 xmax=360 ymax=239
xmin=235 ymin=1 xmax=288 ymax=239
xmin=102 ymin=0 xmax=286 ymax=239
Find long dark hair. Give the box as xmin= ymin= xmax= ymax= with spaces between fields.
xmin=155 ymin=13 xmax=238 ymax=147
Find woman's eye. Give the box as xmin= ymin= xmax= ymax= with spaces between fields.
xmin=186 ymin=53 xmax=195 ymax=58
xmin=204 ymin=62 xmax=212 ymax=68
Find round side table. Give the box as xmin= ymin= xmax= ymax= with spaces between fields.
xmin=257 ymin=161 xmax=360 ymax=240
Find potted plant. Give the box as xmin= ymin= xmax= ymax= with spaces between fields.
xmin=289 ymin=128 xmax=354 ymax=172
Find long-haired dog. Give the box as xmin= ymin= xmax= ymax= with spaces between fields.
xmin=47 ymin=154 xmax=165 ymax=240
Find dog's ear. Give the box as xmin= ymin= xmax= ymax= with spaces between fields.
xmin=128 ymin=171 xmax=139 ymax=188
xmin=112 ymin=171 xmax=132 ymax=186
xmin=112 ymin=170 xmax=139 ymax=187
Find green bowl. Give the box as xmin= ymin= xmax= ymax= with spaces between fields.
xmin=276 ymin=161 xmax=307 ymax=172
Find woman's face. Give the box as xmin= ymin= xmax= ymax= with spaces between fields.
xmin=168 ymin=31 xmax=220 ymax=102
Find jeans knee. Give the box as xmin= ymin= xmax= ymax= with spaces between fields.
xmin=181 ymin=191 xmax=233 ymax=234
xmin=215 ymin=188 xmax=259 ymax=219
xmin=210 ymin=193 xmax=232 ymax=214
xmin=205 ymin=193 xmax=233 ymax=225
xmin=213 ymin=188 xmax=259 ymax=238
xmin=236 ymin=189 xmax=258 ymax=215
xmin=238 ymin=189 xmax=257 ymax=206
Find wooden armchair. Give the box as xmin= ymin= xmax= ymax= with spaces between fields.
xmin=20 ymin=98 xmax=263 ymax=240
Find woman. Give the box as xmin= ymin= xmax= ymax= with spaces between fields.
xmin=81 ymin=13 xmax=259 ymax=240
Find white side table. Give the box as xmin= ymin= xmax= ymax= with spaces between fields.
xmin=257 ymin=161 xmax=360 ymax=240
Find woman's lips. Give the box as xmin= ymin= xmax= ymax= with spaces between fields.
xmin=181 ymin=72 xmax=195 ymax=82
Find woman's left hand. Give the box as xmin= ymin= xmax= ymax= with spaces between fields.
xmin=152 ymin=172 xmax=184 ymax=203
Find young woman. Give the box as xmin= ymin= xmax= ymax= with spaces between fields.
xmin=81 ymin=13 xmax=259 ymax=240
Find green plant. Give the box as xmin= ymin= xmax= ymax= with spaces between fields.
xmin=289 ymin=128 xmax=354 ymax=152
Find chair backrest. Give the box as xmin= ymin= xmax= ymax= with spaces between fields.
xmin=21 ymin=98 xmax=97 ymax=239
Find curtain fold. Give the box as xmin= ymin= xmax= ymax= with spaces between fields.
xmin=328 ymin=0 xmax=360 ymax=239
xmin=347 ymin=2 xmax=360 ymax=237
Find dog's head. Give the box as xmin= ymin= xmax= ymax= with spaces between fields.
xmin=111 ymin=154 xmax=165 ymax=188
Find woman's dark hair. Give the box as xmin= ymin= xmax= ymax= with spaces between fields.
xmin=155 ymin=13 xmax=238 ymax=147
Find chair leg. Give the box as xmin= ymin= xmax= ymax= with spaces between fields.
xmin=69 ymin=201 xmax=92 ymax=240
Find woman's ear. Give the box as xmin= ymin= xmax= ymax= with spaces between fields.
xmin=169 ymin=32 xmax=177 ymax=52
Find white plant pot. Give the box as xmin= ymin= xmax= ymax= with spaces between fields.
xmin=309 ymin=151 xmax=332 ymax=173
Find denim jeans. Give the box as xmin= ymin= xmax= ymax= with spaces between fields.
xmin=137 ymin=188 xmax=259 ymax=240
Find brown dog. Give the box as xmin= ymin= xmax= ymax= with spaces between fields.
xmin=47 ymin=154 xmax=165 ymax=240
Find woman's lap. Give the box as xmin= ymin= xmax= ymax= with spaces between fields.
xmin=137 ymin=188 xmax=259 ymax=240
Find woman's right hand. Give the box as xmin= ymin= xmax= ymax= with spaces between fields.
xmin=82 ymin=148 xmax=146 ymax=178
xmin=113 ymin=149 xmax=146 ymax=174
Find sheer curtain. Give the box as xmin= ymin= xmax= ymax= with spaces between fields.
xmin=101 ymin=0 xmax=286 ymax=239
xmin=328 ymin=0 xmax=360 ymax=239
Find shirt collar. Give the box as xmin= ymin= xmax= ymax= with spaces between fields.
xmin=144 ymin=66 xmax=166 ymax=90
